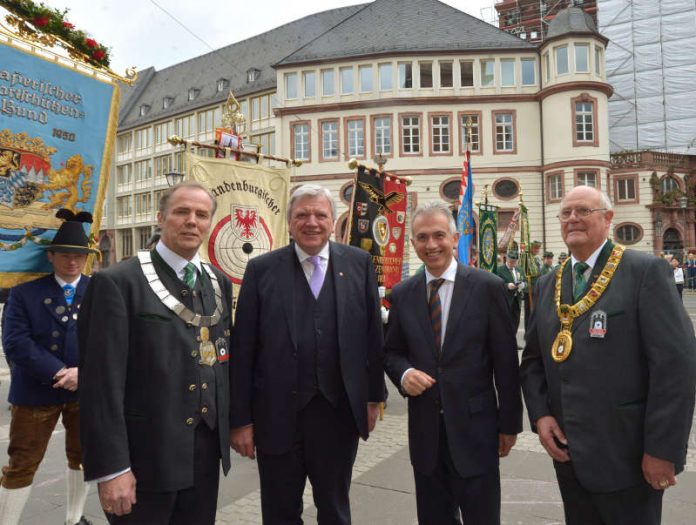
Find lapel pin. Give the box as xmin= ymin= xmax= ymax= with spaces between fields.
xmin=339 ymin=272 xmax=344 ymax=277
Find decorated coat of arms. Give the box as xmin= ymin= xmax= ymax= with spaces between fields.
xmin=233 ymin=205 xmax=259 ymax=241
xmin=0 ymin=130 xmax=93 ymax=239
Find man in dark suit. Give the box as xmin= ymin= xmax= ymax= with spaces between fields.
xmin=496 ymin=245 xmax=524 ymax=333
xmin=0 ymin=209 xmax=97 ymax=525
xmin=521 ymin=186 xmax=696 ymax=525
xmin=230 ymin=184 xmax=384 ymax=524
xmin=78 ymin=182 xmax=234 ymax=524
xmin=384 ymin=201 xmax=522 ymax=524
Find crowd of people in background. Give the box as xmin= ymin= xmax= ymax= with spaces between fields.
xmin=657 ymin=251 xmax=696 ymax=301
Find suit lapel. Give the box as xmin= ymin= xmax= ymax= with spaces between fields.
xmin=568 ymin=240 xmax=615 ymax=333
xmin=442 ymin=264 xmax=471 ymax=354
xmin=278 ymin=244 xmax=298 ymax=350
xmin=43 ymin=275 xmax=68 ymax=322
xmin=411 ymin=274 xmax=438 ymax=359
xmin=75 ymin=275 xmax=88 ymax=302
xmin=329 ymin=242 xmax=346 ymax=337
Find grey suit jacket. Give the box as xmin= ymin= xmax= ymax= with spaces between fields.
xmin=521 ymin=247 xmax=696 ymax=492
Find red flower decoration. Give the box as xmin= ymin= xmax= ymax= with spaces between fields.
xmin=33 ymin=16 xmax=50 ymax=27
xmin=63 ymin=21 xmax=75 ymax=30
xmin=91 ymin=50 xmax=106 ymax=61
xmin=85 ymin=38 xmax=98 ymax=48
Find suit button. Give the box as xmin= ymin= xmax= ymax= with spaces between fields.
xmin=191 ymin=350 xmax=198 ymax=358
xmin=562 ymin=377 xmax=569 ymax=384
xmin=291 ymin=390 xmax=297 ymax=395
xmin=189 ymin=384 xmax=197 ymax=391
xmin=437 ymin=367 xmax=443 ymax=374
xmin=50 ymin=344 xmax=59 ymax=351
xmin=201 ymin=383 xmax=208 ymax=390
xmin=181 ymin=289 xmax=189 ymax=297
xmin=201 ymin=407 xmax=208 ymax=414
xmin=52 ymin=330 xmax=60 ymax=338
xmin=185 ymin=418 xmax=194 ymax=425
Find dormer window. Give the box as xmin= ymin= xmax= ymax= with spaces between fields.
xmin=217 ymin=79 xmax=228 ymax=92
xmin=139 ymin=104 xmax=150 ymax=117
xmin=247 ymin=68 xmax=260 ymax=83
xmin=162 ymin=97 xmax=173 ymax=109
xmin=188 ymin=88 xmax=199 ymax=101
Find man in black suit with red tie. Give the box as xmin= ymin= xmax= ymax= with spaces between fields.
xmin=230 ymin=184 xmax=384 ymax=524
xmin=384 ymin=201 xmax=522 ymax=524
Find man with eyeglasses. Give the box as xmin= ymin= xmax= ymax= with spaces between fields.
xmin=521 ymin=185 xmax=696 ymax=525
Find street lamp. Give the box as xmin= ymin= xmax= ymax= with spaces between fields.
xmin=164 ymin=170 xmax=185 ymax=187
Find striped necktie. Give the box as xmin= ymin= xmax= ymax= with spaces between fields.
xmin=429 ymin=278 xmax=445 ymax=352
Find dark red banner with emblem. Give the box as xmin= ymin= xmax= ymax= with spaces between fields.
xmin=347 ymin=166 xmax=408 ymax=290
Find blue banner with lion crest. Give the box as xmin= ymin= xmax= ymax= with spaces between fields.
xmin=0 ymin=40 xmax=118 ymax=286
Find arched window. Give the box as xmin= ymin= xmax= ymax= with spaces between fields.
xmin=440 ymin=178 xmax=460 ymax=203
xmin=340 ymin=182 xmax=354 ymax=205
xmin=614 ymin=223 xmax=643 ymax=245
xmin=493 ymin=178 xmax=519 ymax=200
xmin=661 ymin=176 xmax=680 ymax=194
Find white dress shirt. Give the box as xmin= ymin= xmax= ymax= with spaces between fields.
xmin=570 ymin=239 xmax=607 ymax=286
xmin=54 ymin=275 xmax=81 ymax=289
xmin=424 ymin=258 xmax=458 ymax=348
xmin=401 ymin=258 xmax=458 ymax=386
xmin=294 ymin=242 xmax=330 ymax=285
xmin=156 ymin=240 xmax=203 ymax=285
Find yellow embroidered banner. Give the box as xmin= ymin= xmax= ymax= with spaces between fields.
xmin=185 ymin=150 xmax=290 ymax=303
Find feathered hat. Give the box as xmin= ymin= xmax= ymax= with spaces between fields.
xmin=47 ymin=209 xmax=100 ymax=255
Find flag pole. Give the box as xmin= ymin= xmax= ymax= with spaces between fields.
xmin=347 ymin=159 xmax=413 ymax=186
xmin=168 ymin=135 xmax=302 ymax=167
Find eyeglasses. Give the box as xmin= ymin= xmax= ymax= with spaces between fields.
xmin=557 ymin=207 xmax=607 ymax=222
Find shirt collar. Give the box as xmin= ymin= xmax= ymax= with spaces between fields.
xmin=156 ymin=240 xmax=202 ymax=275
xmin=425 ymin=257 xmax=458 ymax=284
xmin=571 ymin=239 xmax=607 ymax=270
xmin=54 ymin=274 xmax=81 ymax=288
xmin=294 ymin=242 xmax=330 ymax=263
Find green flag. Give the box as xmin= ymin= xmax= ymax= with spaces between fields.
xmin=478 ymin=203 xmax=498 ymax=273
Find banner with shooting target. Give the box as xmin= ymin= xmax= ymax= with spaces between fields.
xmin=347 ymin=166 xmax=408 ymax=290
xmin=185 ymin=150 xmax=290 ymax=299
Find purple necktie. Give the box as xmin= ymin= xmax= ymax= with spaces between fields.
xmin=308 ymin=255 xmax=325 ymax=299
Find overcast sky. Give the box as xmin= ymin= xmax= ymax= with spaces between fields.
xmin=34 ymin=0 xmax=497 ymax=75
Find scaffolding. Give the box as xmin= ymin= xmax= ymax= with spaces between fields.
xmin=494 ymin=0 xmax=598 ymax=43
xmin=599 ymin=0 xmax=696 ymax=154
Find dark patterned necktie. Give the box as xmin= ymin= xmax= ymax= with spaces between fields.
xmin=573 ymin=262 xmax=590 ymax=302
xmin=429 ymin=278 xmax=445 ymax=351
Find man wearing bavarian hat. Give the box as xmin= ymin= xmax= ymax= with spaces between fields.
xmin=78 ymin=182 xmax=233 ymax=524
xmin=521 ymin=186 xmax=696 ymax=524
xmin=541 ymin=251 xmax=555 ymax=275
xmin=496 ymin=243 xmax=524 ymax=334
xmin=0 ymin=209 xmax=97 ymax=525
